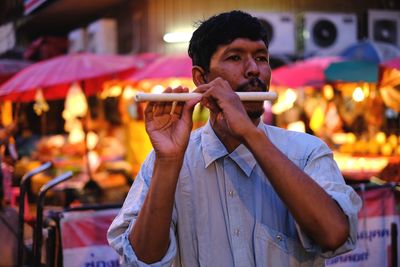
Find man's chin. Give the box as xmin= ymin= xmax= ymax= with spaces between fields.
xmin=247 ymin=111 xmax=264 ymax=120
xmin=244 ymin=102 xmax=264 ymax=119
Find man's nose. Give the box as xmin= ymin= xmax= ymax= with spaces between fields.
xmin=244 ymin=58 xmax=260 ymax=78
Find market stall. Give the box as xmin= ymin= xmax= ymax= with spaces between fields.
xmin=270 ymin=53 xmax=400 ymax=184
xmin=270 ymin=54 xmax=400 ymax=267
xmin=0 ymin=53 xmax=151 ymax=207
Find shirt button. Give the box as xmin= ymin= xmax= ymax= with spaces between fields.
xmin=229 ymin=191 xmax=234 ymax=197
xmin=234 ymin=229 xmax=240 ymax=236
xmin=276 ymin=234 xmax=283 ymax=241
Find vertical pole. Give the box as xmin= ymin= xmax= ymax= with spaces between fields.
xmin=392 ymin=222 xmax=398 ymax=267
xmin=82 ymin=80 xmax=93 ymax=181
xmin=0 ymin=146 xmax=3 ymax=211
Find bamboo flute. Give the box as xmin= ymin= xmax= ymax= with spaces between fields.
xmin=135 ymin=92 xmax=277 ymax=102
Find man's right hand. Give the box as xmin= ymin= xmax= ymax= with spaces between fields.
xmin=131 ymin=86 xmax=200 ymax=263
xmin=144 ymin=86 xmax=200 ymax=160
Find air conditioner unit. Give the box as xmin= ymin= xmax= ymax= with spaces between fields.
xmin=68 ymin=28 xmax=87 ymax=54
xmin=87 ymin=19 xmax=117 ymax=54
xmin=0 ymin=23 xmax=15 ymax=54
xmin=368 ymin=10 xmax=400 ymax=47
xmin=303 ymin=12 xmax=357 ymax=56
xmin=249 ymin=12 xmax=296 ymax=55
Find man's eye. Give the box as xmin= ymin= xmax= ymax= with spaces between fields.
xmin=227 ymin=55 xmax=241 ymax=61
xmin=255 ymin=56 xmax=269 ymax=62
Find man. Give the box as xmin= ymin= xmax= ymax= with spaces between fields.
xmin=108 ymin=10 xmax=361 ymax=266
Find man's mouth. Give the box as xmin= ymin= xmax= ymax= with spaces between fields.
xmin=236 ymin=78 xmax=268 ymax=93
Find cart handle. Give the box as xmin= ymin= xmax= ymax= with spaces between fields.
xmin=33 ymin=171 xmax=73 ymax=267
xmin=18 ymin=161 xmax=52 ymax=267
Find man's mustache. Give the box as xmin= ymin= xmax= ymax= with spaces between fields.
xmin=236 ymin=78 xmax=268 ymax=92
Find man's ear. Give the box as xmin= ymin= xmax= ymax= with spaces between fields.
xmin=192 ymin=66 xmax=207 ymax=86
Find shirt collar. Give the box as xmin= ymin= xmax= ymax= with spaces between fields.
xmin=229 ymin=145 xmax=257 ymax=177
xmin=201 ymin=121 xmax=263 ymax=177
xmin=201 ymin=121 xmax=228 ymax=168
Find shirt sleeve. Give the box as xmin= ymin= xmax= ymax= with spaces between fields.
xmin=107 ymin=151 xmax=178 ymax=266
xmin=295 ymin=141 xmax=362 ymax=258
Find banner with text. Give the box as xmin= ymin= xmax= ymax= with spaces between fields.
xmin=60 ymin=208 xmax=120 ymax=267
xmin=326 ymin=186 xmax=399 ymax=267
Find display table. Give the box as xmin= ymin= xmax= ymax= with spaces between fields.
xmin=334 ymin=152 xmax=400 ymax=182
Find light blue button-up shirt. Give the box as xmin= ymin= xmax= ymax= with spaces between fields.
xmin=108 ymin=121 xmax=362 ymax=267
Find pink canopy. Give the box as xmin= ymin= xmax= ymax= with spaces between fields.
xmin=271 ymin=56 xmax=343 ymax=88
xmin=118 ymin=53 xmax=159 ymax=80
xmin=126 ymin=54 xmax=192 ymax=82
xmin=382 ymin=57 xmax=400 ymax=70
xmin=0 ymin=53 xmax=146 ymax=102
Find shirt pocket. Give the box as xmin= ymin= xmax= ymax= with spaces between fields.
xmin=254 ymin=222 xmax=315 ymax=267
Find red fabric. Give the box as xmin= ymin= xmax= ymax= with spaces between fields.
xmin=0 ymin=53 xmax=146 ymax=102
xmin=61 ymin=210 xmax=118 ymax=249
xmin=271 ymin=56 xmax=343 ymax=88
xmin=356 ymin=187 xmax=397 ymax=218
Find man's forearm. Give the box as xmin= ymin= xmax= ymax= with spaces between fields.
xmin=243 ymin=128 xmax=349 ymax=250
xmin=129 ymin=157 xmax=183 ymax=263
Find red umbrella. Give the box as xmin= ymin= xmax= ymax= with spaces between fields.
xmin=271 ymin=56 xmax=343 ymax=88
xmin=0 ymin=53 xmax=146 ymax=102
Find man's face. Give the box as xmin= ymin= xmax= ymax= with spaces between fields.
xmin=206 ymin=38 xmax=271 ymax=119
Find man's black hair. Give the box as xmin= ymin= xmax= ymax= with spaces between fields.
xmin=188 ymin=10 xmax=269 ymax=72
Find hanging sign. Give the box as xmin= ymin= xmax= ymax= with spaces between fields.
xmin=24 ymin=0 xmax=48 ymax=15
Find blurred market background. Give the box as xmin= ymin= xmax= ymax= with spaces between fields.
xmin=0 ymin=0 xmax=400 ymax=266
